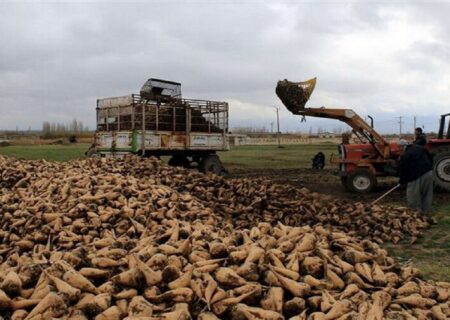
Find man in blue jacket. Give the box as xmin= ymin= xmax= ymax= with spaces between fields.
xmin=398 ymin=141 xmax=434 ymax=213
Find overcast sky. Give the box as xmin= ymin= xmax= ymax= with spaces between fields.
xmin=1 ymin=1 xmax=449 ymax=133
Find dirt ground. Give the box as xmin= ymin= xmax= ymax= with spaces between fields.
xmin=229 ymin=167 xmax=449 ymax=207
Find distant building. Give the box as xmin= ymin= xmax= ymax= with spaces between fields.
xmin=228 ymin=134 xmax=250 ymax=146
xmin=318 ymin=132 xmax=337 ymax=139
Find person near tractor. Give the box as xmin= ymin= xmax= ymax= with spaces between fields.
xmin=414 ymin=127 xmax=427 ymax=146
xmin=312 ymin=152 xmax=325 ymax=170
xmin=398 ymin=140 xmax=434 ymax=213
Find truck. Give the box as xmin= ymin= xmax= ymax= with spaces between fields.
xmin=276 ymin=78 xmax=450 ymax=193
xmin=90 ymin=78 xmax=229 ymax=174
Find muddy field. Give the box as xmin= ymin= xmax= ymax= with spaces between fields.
xmin=229 ymin=168 xmax=449 ymax=207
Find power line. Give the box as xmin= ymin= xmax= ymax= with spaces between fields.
xmin=274 ymin=107 xmax=281 ymax=148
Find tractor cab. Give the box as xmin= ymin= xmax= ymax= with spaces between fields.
xmin=140 ymin=78 xmax=182 ymax=101
xmin=437 ymin=113 xmax=450 ymax=140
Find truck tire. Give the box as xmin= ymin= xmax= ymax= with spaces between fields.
xmin=200 ymin=155 xmax=223 ymax=175
xmin=432 ymin=146 xmax=450 ymax=191
xmin=340 ymin=176 xmax=348 ymax=189
xmin=168 ymin=156 xmax=190 ymax=168
xmin=85 ymin=145 xmax=99 ymax=158
xmin=345 ymin=169 xmax=377 ymax=193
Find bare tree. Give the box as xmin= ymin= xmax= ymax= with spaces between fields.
xmin=41 ymin=119 xmax=89 ymax=139
xmin=42 ymin=121 xmax=51 ymax=138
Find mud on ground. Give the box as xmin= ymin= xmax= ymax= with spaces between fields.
xmin=229 ymin=167 xmax=449 ymax=207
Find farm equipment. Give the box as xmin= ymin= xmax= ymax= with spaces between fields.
xmin=91 ymin=78 xmax=229 ymax=174
xmin=276 ymin=78 xmax=450 ymax=192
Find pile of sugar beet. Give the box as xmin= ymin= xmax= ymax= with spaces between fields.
xmin=0 ymin=155 xmax=448 ymax=320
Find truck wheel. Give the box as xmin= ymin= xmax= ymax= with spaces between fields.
xmin=168 ymin=156 xmax=190 ymax=168
xmin=85 ymin=146 xmax=99 ymax=158
xmin=340 ymin=176 xmax=348 ymax=189
xmin=200 ymin=155 xmax=223 ymax=174
xmin=432 ymin=147 xmax=450 ymax=191
xmin=346 ymin=169 xmax=377 ymax=193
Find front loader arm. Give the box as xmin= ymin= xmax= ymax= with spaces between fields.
xmin=275 ymin=78 xmax=390 ymax=158
xmin=297 ymin=108 xmax=390 ymax=157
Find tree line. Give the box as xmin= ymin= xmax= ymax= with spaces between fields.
xmin=42 ymin=119 xmax=90 ymax=139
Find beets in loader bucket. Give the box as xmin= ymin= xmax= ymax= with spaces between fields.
xmin=276 ymin=77 xmax=316 ymax=114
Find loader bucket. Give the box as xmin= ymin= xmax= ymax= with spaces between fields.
xmin=276 ymin=77 xmax=316 ymax=114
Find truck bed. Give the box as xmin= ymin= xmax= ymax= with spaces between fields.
xmin=96 ymin=130 xmax=227 ymax=153
xmin=95 ymin=94 xmax=229 ymax=154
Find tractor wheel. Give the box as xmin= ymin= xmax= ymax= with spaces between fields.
xmin=199 ymin=155 xmax=223 ymax=175
xmin=345 ymin=169 xmax=377 ymax=193
xmin=168 ymin=156 xmax=190 ymax=168
xmin=432 ymin=147 xmax=450 ymax=191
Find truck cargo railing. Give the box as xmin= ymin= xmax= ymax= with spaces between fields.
xmin=96 ymin=94 xmax=228 ymax=135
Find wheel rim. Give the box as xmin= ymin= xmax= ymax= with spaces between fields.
xmin=353 ymin=176 xmax=371 ymax=191
xmin=436 ymin=158 xmax=450 ymax=182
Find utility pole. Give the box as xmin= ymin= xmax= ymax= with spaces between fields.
xmin=275 ymin=107 xmax=281 ymax=148
xmin=413 ymin=116 xmax=416 ymax=131
xmin=397 ymin=116 xmax=403 ymax=138
xmin=270 ymin=122 xmax=274 ymax=133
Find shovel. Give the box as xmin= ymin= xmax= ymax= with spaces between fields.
xmin=371 ymin=184 xmax=401 ymax=205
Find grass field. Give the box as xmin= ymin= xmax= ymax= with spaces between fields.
xmin=1 ymin=143 xmax=449 ymax=280
xmin=385 ymin=205 xmax=450 ymax=281
xmin=219 ymin=144 xmax=338 ymax=170
xmin=0 ymin=143 xmax=338 ymax=168
xmin=0 ymin=144 xmax=91 ymax=161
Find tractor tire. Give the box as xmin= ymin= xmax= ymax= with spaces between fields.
xmin=432 ymin=146 xmax=450 ymax=191
xmin=345 ymin=169 xmax=377 ymax=193
xmin=168 ymin=156 xmax=190 ymax=168
xmin=199 ymin=155 xmax=223 ymax=175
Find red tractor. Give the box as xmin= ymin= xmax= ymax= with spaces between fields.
xmin=276 ymin=78 xmax=450 ymax=193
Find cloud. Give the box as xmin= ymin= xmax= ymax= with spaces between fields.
xmin=0 ymin=1 xmax=449 ymax=134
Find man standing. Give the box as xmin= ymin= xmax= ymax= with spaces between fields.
xmin=312 ymin=152 xmax=325 ymax=170
xmin=398 ymin=142 xmax=434 ymax=213
xmin=414 ymin=127 xmax=427 ymax=146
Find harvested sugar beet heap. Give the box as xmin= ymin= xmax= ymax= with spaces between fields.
xmin=0 ymin=156 xmax=448 ymax=319
xmin=103 ymin=156 xmax=432 ymax=245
